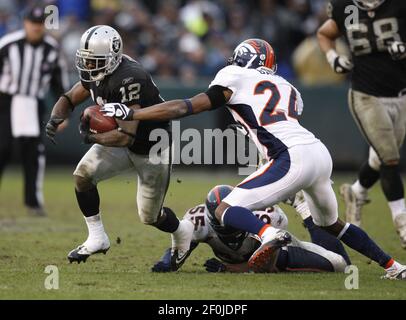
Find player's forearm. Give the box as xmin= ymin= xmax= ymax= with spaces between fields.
xmin=90 ymin=129 xmax=134 ymax=147
xmin=132 ymin=99 xmax=189 ymax=121
xmin=131 ymin=93 xmax=213 ymax=121
xmin=50 ymin=97 xmax=73 ymax=120
xmin=50 ymin=82 xmax=90 ymax=120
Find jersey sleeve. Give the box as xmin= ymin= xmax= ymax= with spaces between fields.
xmin=183 ymin=204 xmax=210 ymax=242
xmin=253 ymin=206 xmax=288 ymax=230
xmin=327 ymin=0 xmax=345 ymax=32
xmin=209 ymin=66 xmax=241 ymax=94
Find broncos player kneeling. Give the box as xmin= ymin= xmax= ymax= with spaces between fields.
xmin=152 ymin=185 xmax=348 ymax=273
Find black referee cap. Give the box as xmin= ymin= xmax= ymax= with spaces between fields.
xmin=23 ymin=5 xmax=46 ymax=23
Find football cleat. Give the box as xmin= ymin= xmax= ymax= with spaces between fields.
xmin=27 ymin=206 xmax=47 ymax=217
xmin=382 ymin=264 xmax=406 ymax=280
xmin=67 ymin=235 xmax=110 ymax=264
xmin=394 ymin=214 xmax=406 ymax=249
xmin=339 ymin=183 xmax=370 ymax=227
xmin=170 ymin=220 xmax=194 ymax=271
xmin=248 ymin=230 xmax=292 ymax=273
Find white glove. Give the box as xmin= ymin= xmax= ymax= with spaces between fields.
xmin=326 ymin=49 xmax=354 ymax=74
xmin=100 ymin=103 xmax=133 ymax=121
xmin=388 ymin=41 xmax=406 ymax=61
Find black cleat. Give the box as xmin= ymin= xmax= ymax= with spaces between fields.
xmin=170 ymin=248 xmax=192 ymax=271
xmin=67 ymin=245 xmax=109 ymax=264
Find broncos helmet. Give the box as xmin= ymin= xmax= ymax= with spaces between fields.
xmin=205 ymin=185 xmax=246 ymax=242
xmin=352 ymin=0 xmax=385 ymax=10
xmin=228 ymin=38 xmax=277 ymax=73
xmin=76 ymin=25 xmax=123 ymax=82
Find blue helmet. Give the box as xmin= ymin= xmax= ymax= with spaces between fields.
xmin=205 ymin=185 xmax=244 ymax=239
xmin=228 ymin=38 xmax=277 ymax=72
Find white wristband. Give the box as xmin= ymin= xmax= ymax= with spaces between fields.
xmin=326 ymin=49 xmax=338 ymax=67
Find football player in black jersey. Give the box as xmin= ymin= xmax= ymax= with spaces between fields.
xmin=45 ymin=25 xmax=193 ymax=265
xmin=318 ymin=0 xmax=406 ymax=248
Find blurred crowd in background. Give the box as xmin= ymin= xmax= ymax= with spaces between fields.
xmin=0 ymin=0 xmax=345 ymax=85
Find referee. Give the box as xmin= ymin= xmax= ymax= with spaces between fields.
xmin=0 ymin=5 xmax=69 ymax=216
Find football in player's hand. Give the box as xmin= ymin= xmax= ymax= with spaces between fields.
xmin=83 ymin=105 xmax=118 ymax=134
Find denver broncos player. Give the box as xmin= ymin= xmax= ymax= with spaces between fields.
xmin=317 ymin=0 xmax=406 ymax=248
xmin=152 ymin=185 xmax=348 ymax=273
xmin=45 ymin=25 xmax=193 ymax=264
xmin=101 ymin=38 xmax=406 ymax=280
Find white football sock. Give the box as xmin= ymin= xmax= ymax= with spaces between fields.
xmin=171 ymin=220 xmax=193 ymax=251
xmin=388 ymin=199 xmax=406 ymax=221
xmin=84 ymin=214 xmax=106 ymax=239
xmin=295 ymin=201 xmax=311 ymax=220
xmin=351 ymin=180 xmax=368 ymax=199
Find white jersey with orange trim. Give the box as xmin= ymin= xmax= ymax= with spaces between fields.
xmin=209 ymin=65 xmax=319 ymax=160
xmin=183 ymin=204 xmax=288 ymax=264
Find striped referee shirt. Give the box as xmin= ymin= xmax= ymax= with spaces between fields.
xmin=0 ymin=30 xmax=69 ymax=99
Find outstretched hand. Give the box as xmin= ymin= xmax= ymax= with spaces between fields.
xmin=204 ymin=258 xmax=226 ymax=273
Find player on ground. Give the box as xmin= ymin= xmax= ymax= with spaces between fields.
xmin=45 ymin=25 xmax=193 ymax=263
xmin=317 ymin=0 xmax=406 ymax=248
xmin=152 ymin=185 xmax=349 ymax=273
xmin=101 ymin=38 xmax=406 ymax=279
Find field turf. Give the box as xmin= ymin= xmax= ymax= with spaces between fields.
xmin=0 ymin=167 xmax=406 ymax=299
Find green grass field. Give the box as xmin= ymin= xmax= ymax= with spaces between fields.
xmin=0 ymin=167 xmax=406 ymax=300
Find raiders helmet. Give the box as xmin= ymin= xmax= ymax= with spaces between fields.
xmin=352 ymin=0 xmax=385 ymax=10
xmin=228 ymin=38 xmax=277 ymax=73
xmin=76 ymin=25 xmax=123 ymax=82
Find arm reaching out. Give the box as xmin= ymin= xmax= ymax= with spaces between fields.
xmin=101 ymin=87 xmax=232 ymax=122
xmin=46 ymin=81 xmax=90 ymax=144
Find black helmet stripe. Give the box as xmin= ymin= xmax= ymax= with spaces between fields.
xmin=84 ymin=26 xmax=100 ymax=50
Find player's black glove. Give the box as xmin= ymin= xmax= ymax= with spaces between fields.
xmin=388 ymin=41 xmax=406 ymax=61
xmin=79 ymin=112 xmax=94 ymax=144
xmin=101 ymin=103 xmax=134 ymax=121
xmin=151 ymin=248 xmax=173 ymax=272
xmin=326 ymin=49 xmax=353 ymax=74
xmin=204 ymin=258 xmax=227 ymax=273
xmin=45 ymin=117 xmax=64 ymax=145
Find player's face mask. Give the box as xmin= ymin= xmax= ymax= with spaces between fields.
xmin=353 ymin=0 xmax=385 ymax=10
xmin=76 ymin=50 xmax=112 ymax=82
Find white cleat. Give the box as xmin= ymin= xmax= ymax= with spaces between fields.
xmin=339 ymin=183 xmax=370 ymax=227
xmin=248 ymin=230 xmax=292 ymax=273
xmin=170 ymin=220 xmax=194 ymax=270
xmin=68 ymin=234 xmax=110 ymax=264
xmin=382 ymin=264 xmax=406 ymax=280
xmin=394 ymin=214 xmax=406 ymax=250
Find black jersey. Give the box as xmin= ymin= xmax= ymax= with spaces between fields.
xmin=82 ymin=55 xmax=169 ymax=154
xmin=329 ymin=0 xmax=406 ymax=97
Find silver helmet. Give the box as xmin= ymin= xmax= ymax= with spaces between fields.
xmin=76 ymin=25 xmax=123 ymax=82
xmin=352 ymin=0 xmax=385 ymax=10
